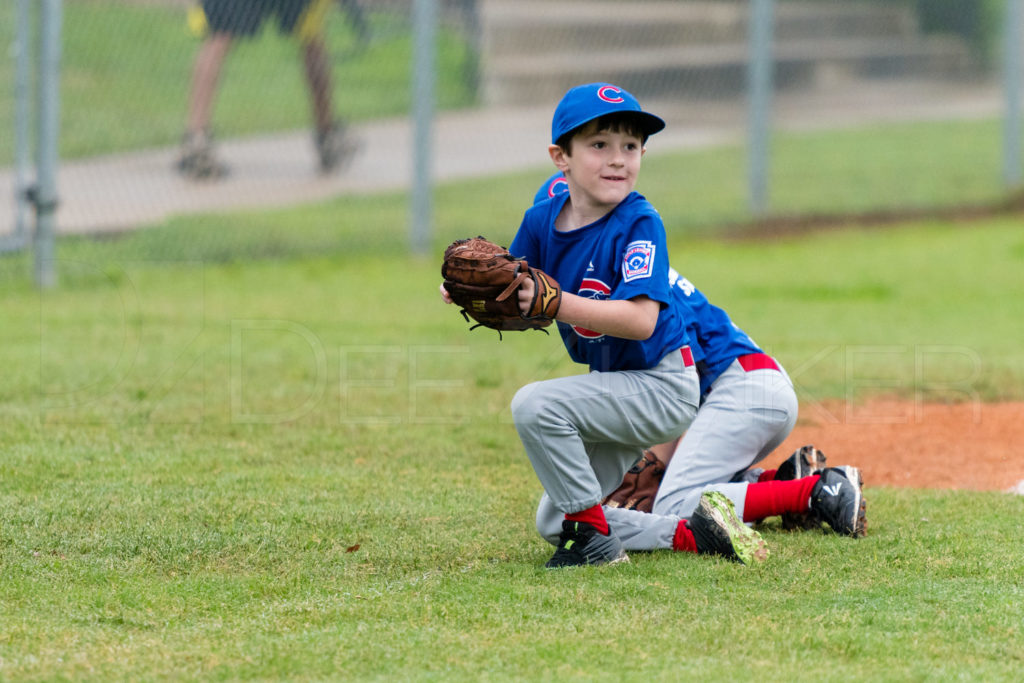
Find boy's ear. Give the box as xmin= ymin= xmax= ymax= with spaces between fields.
xmin=548 ymin=144 xmax=570 ymax=172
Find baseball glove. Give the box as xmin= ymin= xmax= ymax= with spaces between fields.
xmin=441 ymin=236 xmax=561 ymax=335
xmin=603 ymin=450 xmax=666 ymax=513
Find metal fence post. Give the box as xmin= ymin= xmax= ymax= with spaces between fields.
xmin=1004 ymin=0 xmax=1023 ymax=188
xmin=410 ymin=0 xmax=437 ymax=256
xmin=4 ymin=0 xmax=33 ymax=254
xmin=747 ymin=0 xmax=774 ymax=216
xmin=33 ymin=0 xmax=62 ymax=289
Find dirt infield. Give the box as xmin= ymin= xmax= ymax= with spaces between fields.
xmin=765 ymin=399 xmax=1024 ymax=493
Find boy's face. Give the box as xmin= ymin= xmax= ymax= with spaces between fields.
xmin=550 ymin=121 xmax=645 ymax=214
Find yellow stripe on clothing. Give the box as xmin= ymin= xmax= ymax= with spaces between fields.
xmin=186 ymin=4 xmax=208 ymax=38
xmin=296 ymin=0 xmax=332 ymax=44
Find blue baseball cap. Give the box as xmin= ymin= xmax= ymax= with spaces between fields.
xmin=551 ymin=83 xmax=665 ymax=145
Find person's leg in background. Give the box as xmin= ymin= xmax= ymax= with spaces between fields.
xmin=178 ymin=31 xmax=233 ymax=179
xmin=179 ymin=31 xmax=233 ymax=179
xmin=302 ymin=36 xmax=333 ymax=135
xmin=178 ymin=0 xmax=265 ymax=179
xmin=185 ymin=32 xmax=232 ymax=136
xmin=292 ymin=0 xmax=359 ymax=172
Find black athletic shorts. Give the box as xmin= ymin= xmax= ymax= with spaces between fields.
xmin=201 ymin=0 xmax=313 ymax=37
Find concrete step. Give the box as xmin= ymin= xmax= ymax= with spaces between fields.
xmin=773 ymin=1 xmax=918 ymax=41
xmin=479 ymin=0 xmax=974 ymax=105
xmin=484 ymin=35 xmax=974 ymax=103
xmin=482 ymin=1 xmax=917 ymax=57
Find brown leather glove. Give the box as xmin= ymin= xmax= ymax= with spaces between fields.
xmin=603 ymin=450 xmax=666 ymax=513
xmin=441 ymin=236 xmax=561 ymax=335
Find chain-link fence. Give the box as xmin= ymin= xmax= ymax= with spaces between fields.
xmin=1 ymin=0 xmax=1021 ymax=282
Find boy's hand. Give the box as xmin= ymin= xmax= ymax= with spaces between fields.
xmin=518 ymin=268 xmax=562 ymax=321
xmin=517 ymin=277 xmax=534 ymax=316
xmin=439 ymin=283 xmax=453 ymax=304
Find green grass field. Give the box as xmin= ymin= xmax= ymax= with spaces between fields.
xmin=2 ymin=4 xmax=1024 ymax=675
xmin=2 ymin=186 xmax=1024 ymax=678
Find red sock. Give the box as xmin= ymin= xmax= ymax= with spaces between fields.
xmin=565 ymin=504 xmax=609 ymax=535
xmin=672 ymin=520 xmax=698 ymax=553
xmin=758 ymin=469 xmax=777 ymax=482
xmin=742 ymin=475 xmax=820 ymax=522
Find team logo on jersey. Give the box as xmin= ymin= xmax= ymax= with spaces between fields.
xmin=546 ymin=176 xmax=569 ymax=198
xmin=572 ymin=278 xmax=610 ymax=340
xmin=623 ymin=240 xmax=655 ymax=282
xmin=597 ymin=85 xmax=624 ymax=104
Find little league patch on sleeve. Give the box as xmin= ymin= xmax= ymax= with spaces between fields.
xmin=622 ymin=241 xmax=655 ymax=282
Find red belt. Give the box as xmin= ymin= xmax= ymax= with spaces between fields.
xmin=680 ymin=346 xmax=694 ymax=367
xmin=737 ymin=353 xmax=779 ymax=372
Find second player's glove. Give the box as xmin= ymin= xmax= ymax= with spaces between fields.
xmin=603 ymin=450 xmax=666 ymax=513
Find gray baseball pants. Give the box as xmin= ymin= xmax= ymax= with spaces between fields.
xmin=535 ymin=356 xmax=797 ymax=550
xmin=512 ymin=348 xmax=700 ymax=515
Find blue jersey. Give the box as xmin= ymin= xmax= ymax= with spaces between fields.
xmin=666 ymin=269 xmax=763 ymax=394
xmin=510 ymin=191 xmax=691 ymax=372
xmin=530 ymin=172 xmax=763 ymax=391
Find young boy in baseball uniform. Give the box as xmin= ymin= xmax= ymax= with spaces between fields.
xmin=530 ymin=169 xmax=868 ymax=554
xmin=498 ymin=83 xmax=771 ymax=568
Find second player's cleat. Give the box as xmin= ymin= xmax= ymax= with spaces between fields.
xmin=545 ymin=520 xmax=629 ymax=569
xmin=688 ymin=491 xmax=770 ymax=564
xmin=777 ymin=444 xmax=829 ymax=530
xmin=809 ymin=466 xmax=867 ymax=538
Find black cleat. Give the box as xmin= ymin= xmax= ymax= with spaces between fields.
xmin=545 ymin=520 xmax=629 ymax=569
xmin=810 ymin=466 xmax=867 ymax=537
